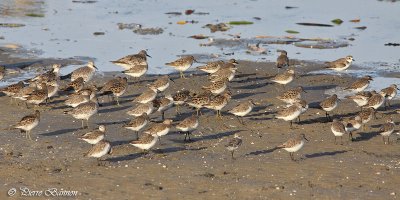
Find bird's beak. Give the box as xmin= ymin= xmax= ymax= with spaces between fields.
xmin=304 ymin=137 xmax=309 ymax=142
xmin=352 ymin=59 xmax=355 ymax=61
xmin=93 ymin=65 xmax=98 ymax=70
xmin=233 ymin=60 xmax=239 ymax=64
xmin=146 ymin=53 xmax=152 ymax=58
xmin=170 ymin=78 xmax=175 ymax=83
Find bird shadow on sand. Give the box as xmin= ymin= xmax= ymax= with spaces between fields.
xmin=99 ymin=105 xmax=130 ymax=114
xmin=110 ymin=139 xmax=132 ymax=146
xmin=198 ymin=130 xmax=242 ymax=141
xmin=232 ymin=92 xmax=264 ymax=100
xmin=246 ymin=147 xmax=278 ymax=156
xmin=97 ymin=120 xmax=128 ymax=126
xmin=153 ymin=146 xmax=187 ymax=154
xmin=303 ymin=85 xmax=337 ymax=91
xmin=41 ymin=128 xmax=81 ymax=136
xmin=232 ymin=83 xmax=269 ymax=90
xmin=105 ymin=153 xmax=143 ymax=162
xmin=352 ymin=131 xmax=378 ymax=142
xmin=120 ymin=93 xmax=140 ymax=100
xmin=305 ymin=150 xmax=349 ymax=158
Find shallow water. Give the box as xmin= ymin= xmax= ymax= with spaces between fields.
xmin=0 ymin=0 xmax=399 ymax=74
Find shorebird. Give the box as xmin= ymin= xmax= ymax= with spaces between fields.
xmin=71 ymin=61 xmax=98 ymax=82
xmin=344 ymin=116 xmax=362 ymax=141
xmin=31 ymin=64 xmax=61 ymax=83
xmin=331 ymin=119 xmax=347 ymax=144
xmin=271 ymin=69 xmax=295 ymax=88
xmin=46 ymin=80 xmax=59 ymax=101
xmin=292 ymin=98 xmax=308 ymax=123
xmin=176 ymin=115 xmax=199 ymax=142
xmin=130 ymin=132 xmax=158 ymax=154
xmin=381 ymin=84 xmax=398 ymax=109
xmin=228 ymin=99 xmax=255 ymax=124
xmin=123 ymin=113 xmax=150 ymax=139
xmin=363 ymin=91 xmax=385 ymax=112
xmin=99 ymin=77 xmax=128 ymax=105
xmin=79 ymin=125 xmax=106 ymax=144
xmin=345 ymin=90 xmax=376 ymax=111
xmin=319 ymin=94 xmax=339 ymax=121
xmin=379 ymin=118 xmax=395 ymax=144
xmin=0 ymin=66 xmax=5 ymax=81
xmin=325 ymin=56 xmax=354 ymax=71
xmin=276 ymin=102 xmax=305 ymax=129
xmin=358 ymin=107 xmax=375 ymax=130
xmin=0 ymin=81 xmax=25 ymax=103
xmin=122 ymin=64 xmax=148 ymax=81
xmin=197 ymin=60 xmax=224 ymax=74
xmin=111 ymin=50 xmax=151 ymax=70
xmin=12 ymin=110 xmax=40 ymax=140
xmin=25 ymin=83 xmax=48 ymax=108
xmin=225 ymin=134 xmax=242 ymax=159
xmin=276 ymin=50 xmax=289 ymax=69
xmin=187 ymin=91 xmax=211 ymax=116
xmin=63 ymin=77 xmax=84 ymax=92
xmin=12 ymin=82 xmax=36 ymax=102
xmin=165 ymin=55 xmax=196 ymax=79
xmin=345 ymin=76 xmax=373 ymax=92
xmin=133 ymin=89 xmax=157 ymax=104
xmin=202 ymin=78 xmax=229 ymax=95
xmin=84 ymin=140 xmax=112 ymax=165
xmin=64 ymin=97 xmax=98 ymax=129
xmin=276 ymin=133 xmax=308 ymax=161
xmin=65 ymin=89 xmax=95 ymax=108
xmin=209 ymin=62 xmax=238 ymax=82
xmin=144 ymin=119 xmax=173 ymax=141
xmin=171 ymin=90 xmax=191 ymax=114
xmin=149 ymin=75 xmax=174 ymax=92
xmin=277 ymin=86 xmax=306 ymax=104
xmin=204 ymin=91 xmax=232 ymax=119
xmin=153 ymin=96 xmax=173 ymax=120
xmin=127 ymin=102 xmax=157 ymax=117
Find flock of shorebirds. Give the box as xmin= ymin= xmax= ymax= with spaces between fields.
xmin=0 ymin=50 xmax=398 ymax=163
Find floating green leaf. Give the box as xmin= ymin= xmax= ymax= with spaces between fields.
xmin=25 ymin=13 xmax=44 ymax=17
xmin=228 ymin=21 xmax=254 ymax=25
xmin=331 ymin=19 xmax=343 ymax=25
xmin=285 ymin=30 xmax=300 ymax=34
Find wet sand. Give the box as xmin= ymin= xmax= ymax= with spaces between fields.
xmin=0 ymin=59 xmax=400 ymax=199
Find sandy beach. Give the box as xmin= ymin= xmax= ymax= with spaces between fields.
xmin=0 ymin=57 xmax=399 ymax=199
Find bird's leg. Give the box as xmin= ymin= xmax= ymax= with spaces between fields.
xmin=81 ymin=120 xmax=84 ymax=129
xmin=340 ymin=136 xmax=343 ymax=145
xmin=116 ymin=96 xmax=120 ymax=106
xmin=349 ymin=132 xmax=353 ymax=142
xmin=387 ymin=136 xmax=390 ymax=145
xmin=86 ymin=119 xmax=90 ymax=129
xmin=176 ymin=104 xmax=180 ymax=114
xmin=290 ymin=121 xmax=293 ymax=129
xmin=196 ymin=108 xmax=200 ymax=116
xmin=334 ymin=136 xmax=337 ymax=145
xmin=183 ymin=132 xmax=187 ymax=141
xmin=382 ymin=136 xmax=385 ymax=144
xmin=236 ymin=116 xmax=242 ymax=124
xmin=187 ymin=132 xmax=192 ymax=141
xmin=135 ymin=131 xmax=139 ymax=140
xmin=388 ymin=101 xmax=391 ymax=109
xmin=241 ymin=117 xmax=246 ymax=125
xmin=162 ymin=111 xmax=165 ymax=121
xmin=290 ymin=153 xmax=294 ymax=161
xmin=231 ymin=151 xmax=235 ymax=160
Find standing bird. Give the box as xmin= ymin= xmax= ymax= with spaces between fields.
xmin=71 ymin=61 xmax=98 ymax=82
xmin=63 ymin=77 xmax=84 ymax=92
xmin=228 ymin=99 xmax=255 ymax=124
xmin=225 ymin=134 xmax=242 ymax=159
xmin=64 ymin=97 xmax=99 ymax=129
xmin=197 ymin=60 xmax=224 ymax=74
xmin=12 ymin=110 xmax=40 ymax=140
xmin=344 ymin=116 xmax=362 ymax=141
xmin=153 ymin=96 xmax=173 ymax=120
xmin=149 ymin=75 xmax=174 ymax=92
xmin=319 ymin=94 xmax=340 ymax=121
xmin=358 ymin=107 xmax=375 ymax=130
xmin=271 ymin=69 xmax=295 ymax=88
xmin=25 ymin=83 xmax=48 ymax=108
xmin=276 ymin=86 xmax=307 ymax=104
xmin=84 ymin=140 xmax=112 ymax=165
xmin=379 ymin=118 xmax=395 ymax=144
xmin=130 ymin=132 xmax=158 ymax=154
xmin=381 ymin=84 xmax=398 ymax=109
xmin=133 ymin=89 xmax=157 ymax=104
xmin=209 ymin=62 xmax=238 ymax=82
xmin=144 ymin=119 xmax=173 ymax=141
xmin=122 ymin=64 xmax=148 ymax=81
xmin=111 ymin=50 xmax=151 ymax=70
xmin=126 ymin=102 xmax=157 ymax=117
xmin=204 ymin=91 xmax=232 ymax=119
xmin=171 ymin=90 xmax=191 ymax=114
xmin=31 ymin=64 xmax=61 ymax=83
xmin=99 ymin=77 xmax=128 ymax=105
xmin=276 ymin=50 xmax=289 ymax=69
xmin=276 ymin=133 xmax=308 ymax=161
xmin=276 ymin=102 xmax=305 ymax=128
xmin=187 ymin=91 xmax=211 ymax=116
xmin=0 ymin=66 xmax=5 ymax=81
xmin=325 ymin=56 xmax=354 ymax=71
xmin=0 ymin=81 xmax=25 ymax=103
xmin=176 ymin=115 xmax=199 ymax=142
xmin=123 ymin=113 xmax=150 ymax=140
xmin=166 ymin=56 xmax=196 ymax=79
xmin=345 ymin=76 xmax=373 ymax=93
xmin=79 ymin=125 xmax=106 ymax=145
xmin=345 ymin=91 xmax=375 ymax=111
xmin=331 ymin=119 xmax=347 ymax=145
xmin=363 ymin=91 xmax=385 ymax=112
xmin=202 ymin=78 xmax=229 ymax=95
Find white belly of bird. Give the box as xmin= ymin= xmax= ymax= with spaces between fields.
xmin=128 ymin=107 xmax=153 ymax=117
xmin=158 ymin=103 xmax=173 ymax=112
xmin=333 ymin=63 xmax=351 ymax=71
xmin=283 ymin=141 xmax=304 ymax=153
xmin=177 ymin=121 xmax=199 ymax=132
xmin=116 ymin=63 xmax=133 ymax=70
xmin=18 ymin=119 xmax=39 ymax=131
xmin=203 ymin=68 xmax=219 ymax=74
xmin=227 ymin=146 xmax=238 ymax=151
xmin=345 ymin=123 xmax=361 ymax=132
xmin=331 ymin=127 xmax=345 ymax=137
xmin=323 ymin=102 xmax=337 ymax=112
xmin=126 ymin=68 xmax=147 ymax=77
xmin=115 ymin=88 xmax=127 ymax=97
xmin=381 ymin=130 xmax=393 ymax=137
xmin=156 ymin=128 xmax=170 ymax=137
xmin=277 ymin=110 xmax=301 ymax=121
xmin=354 ymin=84 xmax=369 ymax=92
xmin=132 ymin=138 xmax=157 ymax=150
xmin=48 ymin=89 xmax=58 ymax=98
xmin=156 ymin=83 xmax=169 ymax=92
xmin=274 ymin=77 xmax=293 ymax=85
xmin=176 ymin=64 xmax=191 ymax=72
xmin=207 ymin=102 xmax=227 ymax=111
xmin=386 ymin=91 xmax=396 ymax=100
xmin=211 ymin=84 xmax=227 ymax=94
xmin=73 ymin=109 xmax=97 ymax=120
xmin=353 ymin=98 xmax=368 ymax=107
xmin=227 ymin=73 xmax=235 ymax=81
xmin=232 ymin=107 xmax=252 ymax=117
xmin=301 ymin=105 xmax=309 ymax=114
xmin=90 ymin=144 xmax=110 ymax=158
xmin=126 ymin=121 xmax=147 ymax=132
xmin=137 ymin=93 xmax=157 ymax=104
xmin=28 ymin=99 xmax=46 ymax=105
xmin=83 ymin=135 xmax=104 ymax=145
xmin=371 ymin=99 xmax=384 ymax=109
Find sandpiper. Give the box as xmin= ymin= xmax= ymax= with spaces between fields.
xmin=130 ymin=132 xmax=158 ymax=153
xmin=65 ymin=89 xmax=94 ymax=108
xmin=209 ymin=62 xmax=238 ymax=82
xmin=122 ymin=64 xmax=148 ymax=80
xmin=363 ymin=91 xmax=385 ymax=111
xmin=12 ymin=110 xmax=40 ymax=140
xmin=319 ymin=94 xmax=339 ymax=121
xmin=0 ymin=81 xmax=25 ymax=103
xmin=345 ymin=76 xmax=373 ymax=92
xmin=345 ymin=90 xmax=375 ymax=111
xmin=126 ymin=102 xmax=157 ymax=117
xmin=331 ymin=119 xmax=347 ymax=144
xmin=79 ymin=125 xmax=106 ymax=144
xmin=64 ymin=97 xmax=98 ymax=129
xmin=46 ymin=80 xmax=59 ymax=101
xmin=12 ymin=82 xmax=36 ymax=102
xmin=325 ymin=55 xmax=354 ymax=71
xmin=133 ymin=89 xmax=157 ymax=104
xmin=276 ymin=50 xmax=289 ymax=69
xmin=149 ymin=75 xmax=174 ymax=92
xmin=153 ymin=96 xmax=173 ymax=120
xmin=202 ymin=78 xmax=229 ymax=95
xmin=123 ymin=113 xmax=150 ymax=139
xmin=229 ymin=99 xmax=255 ymax=124
xmin=204 ymin=91 xmax=232 ymax=119
xmin=144 ymin=119 xmax=173 ymax=140
xmin=31 ymin=64 xmax=61 ymax=83
xmin=71 ymin=61 xmax=98 ymax=82
xmin=99 ymin=77 xmax=128 ymax=105
xmin=165 ymin=55 xmax=196 ymax=79
xmin=0 ymin=66 xmax=5 ymax=81
xmin=271 ymin=69 xmax=295 ymax=87
xmin=84 ymin=140 xmax=112 ymax=164
xmin=111 ymin=50 xmax=151 ymax=70
xmin=172 ymin=90 xmax=191 ymax=114
xmin=176 ymin=115 xmax=199 ymax=142
xmin=358 ymin=107 xmax=375 ymax=130
xmin=379 ymin=118 xmax=395 ymax=144
xmin=276 ymin=133 xmax=308 ymax=161
xmin=277 ymin=86 xmax=306 ymax=104
xmin=381 ymin=84 xmax=398 ymax=109
xmin=225 ymin=134 xmax=242 ymax=159
xmin=276 ymin=102 xmax=305 ymax=128
xmin=197 ymin=60 xmax=224 ymax=74
xmin=26 ymin=83 xmax=48 ymax=108
xmin=344 ymin=116 xmax=362 ymax=141
xmin=63 ymin=77 xmax=84 ymax=92
xmin=292 ymin=98 xmax=308 ymax=122
xmin=187 ymin=91 xmax=211 ymax=116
